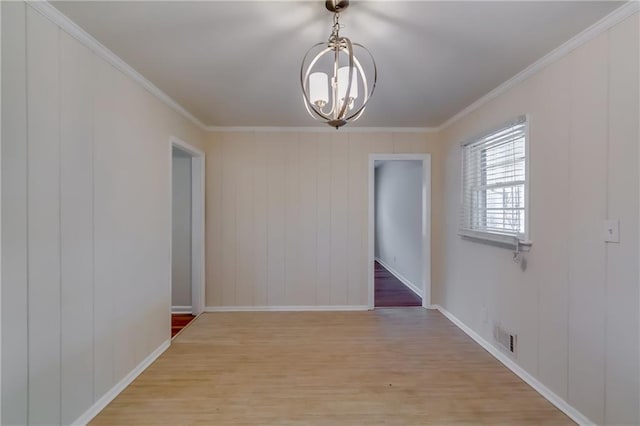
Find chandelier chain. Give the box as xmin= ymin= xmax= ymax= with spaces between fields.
xmin=330 ymin=12 xmax=343 ymax=42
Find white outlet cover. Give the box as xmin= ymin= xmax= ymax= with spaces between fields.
xmin=603 ymin=219 xmax=620 ymax=243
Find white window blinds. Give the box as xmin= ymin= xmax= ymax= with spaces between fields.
xmin=460 ymin=116 xmax=528 ymax=242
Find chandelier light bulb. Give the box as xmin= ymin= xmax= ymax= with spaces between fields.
xmin=300 ymin=0 xmax=377 ymax=129
xmin=309 ymin=72 xmax=329 ymax=108
xmin=337 ymin=66 xmax=358 ymax=108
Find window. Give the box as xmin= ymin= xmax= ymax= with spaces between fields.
xmin=460 ymin=116 xmax=528 ymax=244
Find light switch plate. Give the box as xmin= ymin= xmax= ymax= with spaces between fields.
xmin=603 ymin=219 xmax=620 ymax=243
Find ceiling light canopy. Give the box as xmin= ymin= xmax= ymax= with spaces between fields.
xmin=300 ymin=0 xmax=377 ymax=129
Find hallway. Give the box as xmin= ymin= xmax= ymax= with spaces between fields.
xmin=374 ymin=261 xmax=421 ymax=307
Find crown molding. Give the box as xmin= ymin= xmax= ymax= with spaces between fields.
xmin=205 ymin=126 xmax=439 ymax=133
xmin=436 ymin=0 xmax=640 ymax=132
xmin=25 ymin=0 xmax=208 ymax=132
xmin=25 ymin=0 xmax=639 ymax=135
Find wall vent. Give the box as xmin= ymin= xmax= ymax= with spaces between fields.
xmin=493 ymin=324 xmax=517 ymax=356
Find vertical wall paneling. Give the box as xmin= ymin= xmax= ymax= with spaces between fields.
xmin=605 ymin=15 xmax=639 ymax=425
xmin=206 ymin=131 xmax=435 ymax=309
xmin=366 ymin=133 xmax=394 ymax=155
xmin=265 ymin=133 xmax=287 ymax=306
xmin=298 ymin=134 xmax=319 ymax=305
xmin=566 ymin=34 xmax=608 ymax=425
xmin=120 ymin=77 xmax=138 ymax=370
xmin=530 ymin=59 xmax=571 ymax=400
xmin=205 ymin=136 xmax=223 ymax=307
xmin=59 ymin=30 xmax=95 ymax=424
xmin=330 ymin=133 xmax=349 ymax=305
xmin=26 ymin=7 xmax=62 ymax=424
xmin=92 ymin=54 xmax=116 ymax=400
xmin=392 ymin=132 xmax=426 ymax=154
xmin=221 ymin=134 xmax=238 ymax=305
xmin=235 ymin=133 xmax=254 ymax=305
xmin=252 ymin=135 xmax=269 ymax=306
xmin=1 ymin=2 xmax=28 ymax=424
xmin=347 ymin=135 xmax=365 ymax=305
xmin=0 ymin=5 xmax=3 ymax=423
xmin=110 ymin=71 xmax=137 ymax=384
xmin=131 ymin=87 xmax=154 ymax=351
xmin=315 ymin=137 xmax=332 ymax=306
xmin=284 ymin=134 xmax=303 ymax=305
xmin=1 ymin=2 xmax=2 ymax=420
xmin=129 ymin=79 xmax=166 ymax=362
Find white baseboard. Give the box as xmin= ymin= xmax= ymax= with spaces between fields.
xmin=172 ymin=305 xmax=192 ymax=314
xmin=205 ymin=305 xmax=370 ymax=312
xmin=71 ymin=339 xmax=171 ymax=426
xmin=432 ymin=304 xmax=593 ymax=426
xmin=375 ymin=257 xmax=423 ymax=298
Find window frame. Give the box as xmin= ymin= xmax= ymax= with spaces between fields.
xmin=458 ymin=115 xmax=531 ymax=247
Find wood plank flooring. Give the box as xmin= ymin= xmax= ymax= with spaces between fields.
xmin=375 ymin=261 xmax=422 ymax=307
xmin=91 ymin=309 xmax=572 ymax=425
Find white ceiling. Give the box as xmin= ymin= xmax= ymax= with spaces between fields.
xmin=52 ymin=1 xmax=623 ymax=128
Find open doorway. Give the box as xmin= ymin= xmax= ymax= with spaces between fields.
xmin=170 ymin=137 xmax=205 ymax=338
xmin=368 ymin=154 xmax=431 ymax=309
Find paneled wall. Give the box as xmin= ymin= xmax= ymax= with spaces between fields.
xmin=205 ymin=132 xmax=442 ymax=308
xmin=438 ymin=14 xmax=639 ymax=425
xmin=1 ymin=3 xmax=205 ymax=424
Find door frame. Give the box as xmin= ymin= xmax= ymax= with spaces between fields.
xmin=368 ymin=153 xmax=431 ymax=309
xmin=169 ymin=136 xmax=205 ymax=316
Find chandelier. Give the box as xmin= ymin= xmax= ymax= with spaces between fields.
xmin=300 ymin=0 xmax=377 ymax=129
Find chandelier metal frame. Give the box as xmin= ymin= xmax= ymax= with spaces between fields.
xmin=300 ymin=0 xmax=377 ymax=129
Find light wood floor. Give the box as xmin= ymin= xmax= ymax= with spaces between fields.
xmin=91 ymin=309 xmax=573 ymax=425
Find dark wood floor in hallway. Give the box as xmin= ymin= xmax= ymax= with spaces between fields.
xmin=374 ymin=261 xmax=422 ymax=307
xmin=172 ymin=313 xmax=196 ymax=338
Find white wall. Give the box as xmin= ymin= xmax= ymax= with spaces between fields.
xmin=437 ymin=13 xmax=639 ymax=425
xmin=1 ymin=3 xmax=205 ymax=424
xmin=172 ymin=150 xmax=192 ymax=308
xmin=374 ymin=160 xmax=423 ymax=290
xmin=205 ymin=132 xmax=443 ymax=308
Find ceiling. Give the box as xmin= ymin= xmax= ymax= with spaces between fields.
xmin=52 ymin=1 xmax=623 ymax=128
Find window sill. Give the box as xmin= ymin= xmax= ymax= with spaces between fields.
xmin=459 ymin=229 xmax=532 ymax=251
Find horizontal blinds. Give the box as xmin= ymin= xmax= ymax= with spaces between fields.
xmin=460 ymin=116 xmax=527 ymax=239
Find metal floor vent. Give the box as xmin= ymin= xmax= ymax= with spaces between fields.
xmin=493 ymin=324 xmax=517 ymax=356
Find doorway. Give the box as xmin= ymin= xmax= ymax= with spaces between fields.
xmin=170 ymin=137 xmax=205 ymax=338
xmin=368 ymin=154 xmax=431 ymax=309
